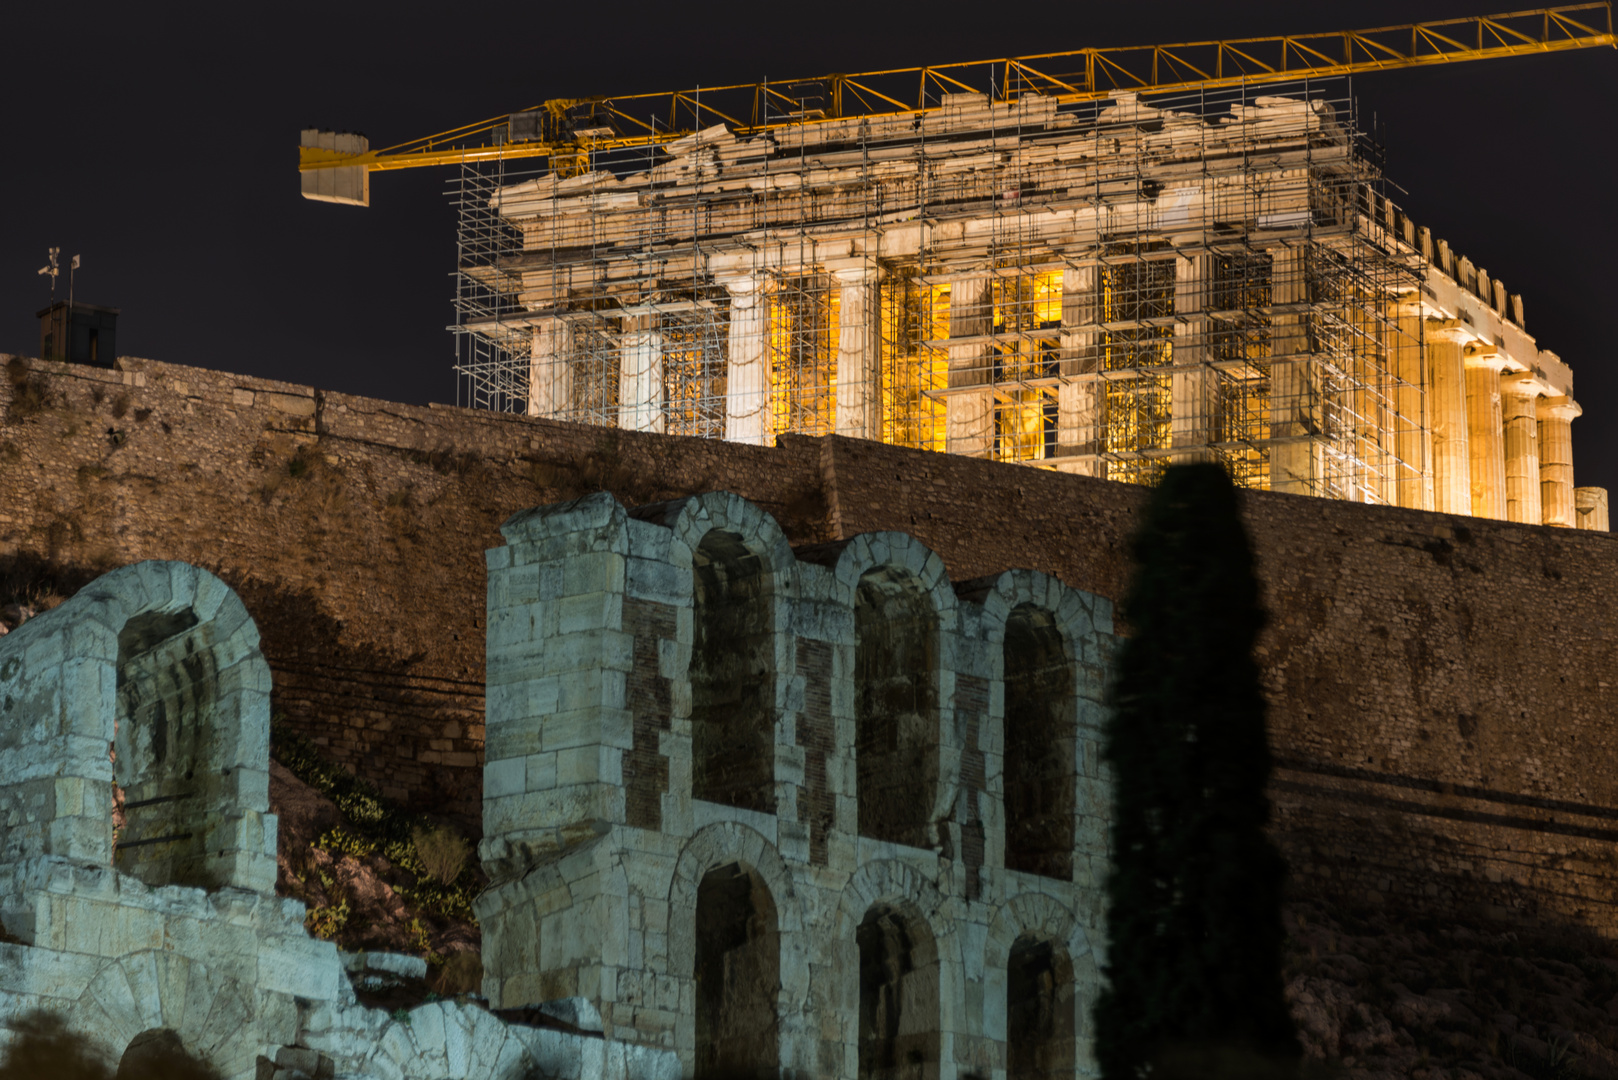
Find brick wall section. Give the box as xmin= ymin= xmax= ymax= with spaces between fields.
xmin=955 ymin=674 xmax=990 ymax=901
xmin=7 ymin=354 xmax=1618 ymax=932
xmin=622 ymin=598 xmax=676 ymax=832
xmin=795 ymin=639 xmax=836 ymax=866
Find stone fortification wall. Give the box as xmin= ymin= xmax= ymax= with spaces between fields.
xmin=4 ymin=354 xmax=1618 ymax=938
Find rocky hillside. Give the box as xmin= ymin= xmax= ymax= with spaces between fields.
xmin=1285 ymin=896 xmax=1618 ymax=1080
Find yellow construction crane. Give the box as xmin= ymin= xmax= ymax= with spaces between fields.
xmin=299 ymin=3 xmax=1613 ymax=205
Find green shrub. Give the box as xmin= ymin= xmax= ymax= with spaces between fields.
xmin=314 ymin=828 xmax=377 ymax=859
xmin=271 ymin=717 xmax=480 ymax=926
xmin=305 ymin=897 xmax=350 ymax=940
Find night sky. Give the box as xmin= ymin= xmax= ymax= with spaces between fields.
xmin=5 ymin=2 xmax=1615 ymax=491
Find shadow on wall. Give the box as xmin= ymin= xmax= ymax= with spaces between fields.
xmin=0 ymin=1011 xmax=221 ymax=1080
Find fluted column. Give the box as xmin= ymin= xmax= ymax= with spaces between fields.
xmin=1269 ymin=247 xmax=1316 ymax=495
xmin=527 ymin=317 xmax=571 ymax=419
xmin=832 ymin=262 xmax=879 ymax=440
xmin=1536 ymin=395 xmax=1580 ymax=527
xmin=723 ymin=275 xmax=770 ymax=445
xmin=1170 ymin=252 xmax=1215 ymax=464
xmin=1427 ymin=321 xmax=1471 ymax=515
xmin=946 ymin=275 xmax=994 ymax=457
xmin=1392 ymin=300 xmax=1433 ymax=510
xmin=1058 ymin=264 xmax=1103 ymax=477
xmin=1576 ymin=488 xmax=1610 ymax=532
xmin=1500 ymin=375 xmax=1543 ymax=525
xmin=1464 ymin=348 xmax=1509 ymax=520
xmin=618 ymin=316 xmax=664 ymax=433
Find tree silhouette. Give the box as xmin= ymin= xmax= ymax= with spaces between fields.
xmin=1094 ymin=463 xmax=1299 ymax=1080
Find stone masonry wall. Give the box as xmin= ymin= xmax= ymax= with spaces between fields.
xmin=4 ymin=354 xmax=1618 ymax=936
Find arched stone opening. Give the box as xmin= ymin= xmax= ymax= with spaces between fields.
xmin=1005 ymin=934 xmax=1075 ymax=1080
xmin=1003 ymin=604 xmax=1075 ymax=880
xmin=695 ymin=861 xmax=781 ymax=1079
xmin=117 ymin=1027 xmax=220 ymax=1080
xmin=113 ymin=609 xmax=220 ymax=889
xmin=855 ymin=567 xmax=939 ymax=848
xmin=691 ymin=529 xmax=777 ymax=814
xmin=856 ymin=903 xmax=940 ymax=1080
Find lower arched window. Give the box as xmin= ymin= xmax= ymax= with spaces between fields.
xmin=1006 ymin=933 xmax=1074 ymax=1080
xmin=695 ymin=861 xmax=780 ymax=1078
xmin=857 ymin=903 xmax=940 ymax=1080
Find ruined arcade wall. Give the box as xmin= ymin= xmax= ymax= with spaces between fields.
xmin=3 ymin=353 xmax=1617 ymax=935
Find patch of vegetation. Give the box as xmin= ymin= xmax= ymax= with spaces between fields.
xmin=272 ymin=717 xmax=480 ymax=925
xmin=305 ymin=893 xmax=351 ymax=940
xmin=431 ymin=951 xmax=483 ymax=996
xmin=5 ymin=358 xmax=51 ymax=420
xmin=288 ymin=445 xmax=315 ymax=478
xmin=110 ymin=392 xmax=130 ymax=418
xmin=0 ymin=441 xmax=22 ymax=464
xmin=413 ymin=823 xmax=469 ymax=883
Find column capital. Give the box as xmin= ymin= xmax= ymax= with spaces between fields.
xmin=1501 ymin=371 xmax=1555 ymax=398
xmin=1462 ymin=343 xmax=1510 ymax=372
xmin=1425 ymin=317 xmax=1478 ymax=345
xmin=716 ymin=272 xmax=767 ymax=301
xmin=1537 ymin=394 xmax=1583 ymax=423
xmin=824 ymin=257 xmax=878 ymax=282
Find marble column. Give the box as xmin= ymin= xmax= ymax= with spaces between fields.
xmin=832 ymin=263 xmax=880 ymax=441
xmin=1576 ymin=487 xmax=1610 ymax=532
xmin=1170 ymin=252 xmax=1215 ymax=464
xmin=618 ymin=316 xmax=664 ymax=434
xmin=527 ymin=317 xmax=571 ymax=419
xmin=1268 ymin=247 xmax=1316 ymax=495
xmin=1500 ymin=374 xmax=1543 ymax=526
xmin=1392 ymin=301 xmax=1433 ymax=511
xmin=1464 ymin=348 xmax=1509 ymax=520
xmin=1426 ymin=321 xmax=1471 ymax=516
xmin=1057 ymin=265 xmax=1103 ymax=477
xmin=946 ymin=275 xmax=994 ymax=458
xmin=723 ymin=275 xmax=771 ymax=445
xmin=1537 ymin=395 xmax=1580 ymax=527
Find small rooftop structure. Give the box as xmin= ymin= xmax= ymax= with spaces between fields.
xmin=36 ymin=301 xmax=119 ymax=368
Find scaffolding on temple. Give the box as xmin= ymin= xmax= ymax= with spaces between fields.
xmin=451 ymin=77 xmax=1428 ymax=504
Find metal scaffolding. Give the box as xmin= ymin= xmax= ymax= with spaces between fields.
xmin=452 ymin=77 xmax=1428 ymax=503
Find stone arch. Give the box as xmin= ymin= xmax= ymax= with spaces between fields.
xmin=1002 ymin=601 xmax=1074 ymax=878
xmin=665 ymin=492 xmax=796 ymax=814
xmin=984 ymin=892 xmax=1097 ymax=1076
xmin=359 ymin=1000 xmax=541 ymax=1080
xmin=670 ymin=822 xmax=804 ymax=1073
xmin=835 ymin=860 xmax=957 ymax=1080
xmin=694 ymin=862 xmax=780 ymax=1078
xmin=0 ymin=561 xmax=275 ymax=893
xmin=66 ymin=950 xmax=258 ymax=1080
xmin=834 ymin=533 xmax=957 ymax=849
xmin=967 ymin=569 xmax=1114 ymax=882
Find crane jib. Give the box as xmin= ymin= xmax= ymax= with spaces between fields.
xmin=296 ymin=3 xmax=1616 ymax=193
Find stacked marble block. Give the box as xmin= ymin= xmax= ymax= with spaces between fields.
xmin=475 ymin=490 xmax=1118 ymax=1079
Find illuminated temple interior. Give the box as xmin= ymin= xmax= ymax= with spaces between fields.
xmin=453 ymin=83 xmax=1606 ymax=529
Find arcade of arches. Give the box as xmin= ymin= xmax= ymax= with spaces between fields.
xmin=479 ymin=492 xmax=1116 ymax=1078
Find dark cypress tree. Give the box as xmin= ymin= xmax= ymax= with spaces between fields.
xmin=1094 ymin=463 xmax=1299 ymax=1080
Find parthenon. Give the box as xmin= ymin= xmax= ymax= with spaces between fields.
xmin=454 ymin=81 xmax=1607 ymax=529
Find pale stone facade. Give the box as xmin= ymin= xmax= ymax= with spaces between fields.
xmin=0 ymin=560 xmax=675 ymax=1080
xmin=477 ymin=490 xmax=1118 ymax=1079
xmin=474 ymin=89 xmax=1606 ymax=529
